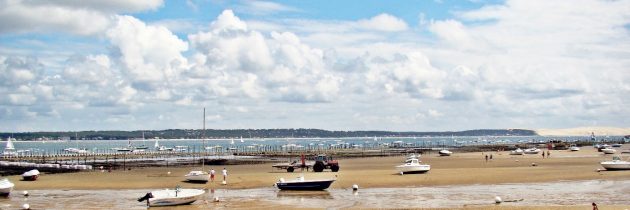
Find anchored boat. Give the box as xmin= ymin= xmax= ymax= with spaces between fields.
xmin=600 ymin=156 xmax=630 ymax=170
xmin=22 ymin=169 xmax=40 ymax=181
xmin=0 ymin=178 xmax=14 ymax=197
xmin=138 ymin=187 xmax=205 ymax=207
xmin=275 ymin=176 xmax=335 ymax=190
xmin=396 ymin=154 xmax=430 ymax=174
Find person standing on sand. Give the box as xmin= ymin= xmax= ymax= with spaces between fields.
xmin=210 ymin=168 xmax=215 ymax=182
xmin=490 ymin=154 xmax=493 ymax=160
xmin=547 ymin=150 xmax=550 ymax=158
xmin=542 ymin=152 xmax=545 ymax=159
xmin=222 ymin=168 xmax=228 ymax=182
xmin=592 ymin=202 xmax=598 ymax=210
xmin=485 ymin=154 xmax=488 ymax=162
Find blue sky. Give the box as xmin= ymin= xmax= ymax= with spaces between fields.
xmin=0 ymin=0 xmax=629 ymax=132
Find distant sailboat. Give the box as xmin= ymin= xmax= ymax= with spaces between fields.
xmin=240 ymin=136 xmax=244 ymax=143
xmin=3 ymin=137 xmax=16 ymax=156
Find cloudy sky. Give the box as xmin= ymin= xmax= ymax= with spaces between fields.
xmin=0 ymin=0 xmax=628 ymax=132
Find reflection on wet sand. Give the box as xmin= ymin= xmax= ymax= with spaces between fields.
xmin=1 ymin=179 xmax=629 ymax=209
xmin=276 ymin=190 xmax=333 ymax=199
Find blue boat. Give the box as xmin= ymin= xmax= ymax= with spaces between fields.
xmin=275 ymin=176 xmax=335 ymax=190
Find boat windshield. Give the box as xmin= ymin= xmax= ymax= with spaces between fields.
xmin=613 ymin=156 xmax=621 ymax=161
xmin=405 ymin=159 xmax=418 ymax=164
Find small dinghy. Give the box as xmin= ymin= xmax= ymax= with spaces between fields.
xmin=509 ymin=148 xmax=524 ymax=155
xmin=0 ymin=178 xmax=14 ymax=197
xmin=523 ymin=148 xmax=541 ymax=154
xmin=184 ymin=170 xmax=210 ymax=183
xmin=138 ymin=187 xmax=205 ymax=207
xmin=275 ymin=176 xmax=335 ymax=190
xmin=439 ymin=150 xmax=453 ymax=156
xmin=22 ymin=169 xmax=40 ymax=181
xmin=601 ymin=148 xmax=616 ymax=154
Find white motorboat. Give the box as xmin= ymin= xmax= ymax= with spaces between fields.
xmin=601 ymin=148 xmax=616 ymax=154
xmin=396 ymin=155 xmax=430 ymax=174
xmin=184 ymin=170 xmax=210 ymax=183
xmin=569 ymin=144 xmax=580 ymax=151
xmin=509 ymin=148 xmax=524 ymax=155
xmin=523 ymin=148 xmax=541 ymax=154
xmin=0 ymin=178 xmax=14 ymax=197
xmin=22 ymin=169 xmax=40 ymax=181
xmin=600 ymin=156 xmax=630 ymax=170
xmin=439 ymin=149 xmax=453 ymax=156
xmin=138 ymin=187 xmax=205 ymax=207
xmin=275 ymin=176 xmax=336 ymax=190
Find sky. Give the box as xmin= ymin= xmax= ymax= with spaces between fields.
xmin=0 ymin=0 xmax=629 ymax=132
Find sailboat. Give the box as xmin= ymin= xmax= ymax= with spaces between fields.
xmin=2 ymin=137 xmax=17 ymax=156
xmin=185 ymin=108 xmax=210 ymax=183
xmin=135 ymin=132 xmax=149 ymax=150
xmin=227 ymin=138 xmax=237 ymax=151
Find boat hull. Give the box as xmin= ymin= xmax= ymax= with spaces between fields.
xmin=602 ymin=149 xmax=616 ymax=154
xmin=185 ymin=175 xmax=209 ymax=183
xmin=0 ymin=179 xmax=14 ymax=197
xmin=396 ymin=165 xmax=431 ymax=174
xmin=148 ymin=189 xmax=205 ymax=207
xmin=0 ymin=187 xmax=11 ymax=197
xmin=601 ymin=162 xmax=630 ymax=170
xmin=22 ymin=175 xmax=38 ymax=181
xmin=276 ymin=180 xmax=335 ymax=190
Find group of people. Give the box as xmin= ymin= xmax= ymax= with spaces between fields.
xmin=208 ymin=167 xmax=228 ymax=183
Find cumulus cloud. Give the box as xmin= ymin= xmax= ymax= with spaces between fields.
xmin=188 ymin=10 xmax=342 ymax=103
xmin=358 ymin=13 xmax=409 ymax=32
xmin=0 ymin=0 xmax=164 ymax=35
xmin=107 ymin=15 xmax=188 ymax=91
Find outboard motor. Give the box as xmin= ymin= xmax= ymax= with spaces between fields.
xmin=137 ymin=192 xmax=153 ymax=202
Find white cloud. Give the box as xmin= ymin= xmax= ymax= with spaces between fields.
xmin=358 ymin=13 xmax=409 ymax=32
xmin=107 ymin=15 xmax=189 ymax=91
xmin=0 ymin=0 xmax=163 ymax=36
xmin=235 ymin=1 xmax=300 ymax=15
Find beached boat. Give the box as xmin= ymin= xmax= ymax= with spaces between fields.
xmin=509 ymin=148 xmax=524 ymax=155
xmin=396 ymin=155 xmax=430 ymax=174
xmin=22 ymin=169 xmax=40 ymax=181
xmin=601 ymin=148 xmax=616 ymax=154
xmin=523 ymin=148 xmax=541 ymax=154
xmin=138 ymin=187 xmax=205 ymax=207
xmin=600 ymin=156 xmax=630 ymax=170
xmin=569 ymin=144 xmax=580 ymax=151
xmin=439 ymin=149 xmax=453 ymax=156
xmin=275 ymin=176 xmax=336 ymax=190
xmin=0 ymin=178 xmax=14 ymax=197
xmin=611 ymin=143 xmax=622 ymax=147
xmin=184 ymin=171 xmax=210 ymax=183
xmin=185 ymin=108 xmax=210 ymax=184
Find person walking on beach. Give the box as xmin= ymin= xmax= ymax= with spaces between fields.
xmin=485 ymin=154 xmax=488 ymax=162
xmin=222 ymin=168 xmax=228 ymax=182
xmin=210 ymin=168 xmax=215 ymax=182
xmin=490 ymin=154 xmax=493 ymax=160
xmin=592 ymin=202 xmax=598 ymax=210
xmin=547 ymin=150 xmax=550 ymax=158
xmin=542 ymin=152 xmax=545 ymax=159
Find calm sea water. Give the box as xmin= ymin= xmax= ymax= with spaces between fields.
xmin=2 ymin=136 xmax=623 ymax=155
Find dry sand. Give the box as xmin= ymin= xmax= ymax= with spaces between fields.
xmin=4 ymin=146 xmax=630 ymax=209
xmin=8 ymin=147 xmax=629 ymax=190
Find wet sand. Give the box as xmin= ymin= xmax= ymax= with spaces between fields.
xmin=2 ymin=146 xmax=630 ymax=209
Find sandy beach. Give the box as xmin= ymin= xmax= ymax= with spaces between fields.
xmin=3 ymin=146 xmax=630 ymax=209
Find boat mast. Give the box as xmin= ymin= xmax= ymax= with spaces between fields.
xmin=202 ymin=107 xmax=206 ymax=170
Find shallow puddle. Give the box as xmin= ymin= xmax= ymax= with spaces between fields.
xmin=0 ymin=179 xmax=629 ymax=209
